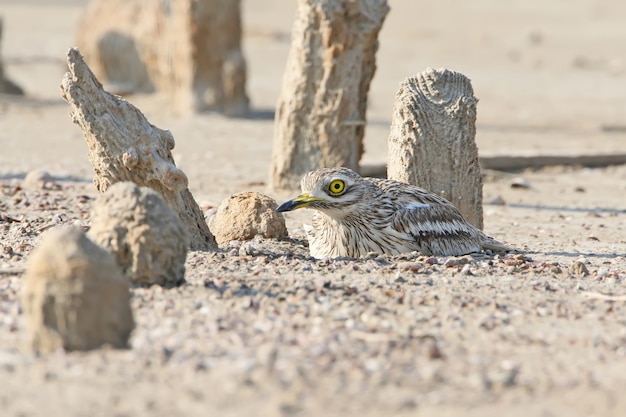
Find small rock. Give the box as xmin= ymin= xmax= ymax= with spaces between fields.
xmin=597 ymin=267 xmax=609 ymax=278
xmin=528 ymin=30 xmax=543 ymax=45
xmin=364 ymin=358 xmax=380 ymax=373
xmin=444 ymin=257 xmax=470 ymax=267
xmin=460 ymin=264 xmax=473 ymax=276
xmin=88 ymin=182 xmax=188 ymax=286
xmin=550 ymin=264 xmax=563 ymax=275
xmin=394 ymin=275 xmax=407 ymax=283
xmin=204 ymin=207 xmax=218 ymax=220
xmin=570 ymin=260 xmax=589 ymax=277
xmin=397 ymin=261 xmax=422 ymax=272
xmin=510 ymin=177 xmax=531 ymax=189
xmin=23 ymin=169 xmax=56 ymax=190
xmin=227 ymin=240 xmax=243 ymax=249
xmin=443 ymin=258 xmax=458 ymax=267
xmin=21 ymin=226 xmax=134 ymax=353
xmin=239 ymin=241 xmax=258 ymax=256
xmin=209 ymin=192 xmax=287 ymax=247
xmin=422 ymin=336 xmax=444 ymax=360
xmin=485 ymin=195 xmax=506 ymax=205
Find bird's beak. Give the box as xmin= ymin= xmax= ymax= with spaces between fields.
xmin=276 ymin=193 xmax=325 ymax=212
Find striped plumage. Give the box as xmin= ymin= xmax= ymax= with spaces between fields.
xmin=276 ymin=167 xmax=511 ymax=259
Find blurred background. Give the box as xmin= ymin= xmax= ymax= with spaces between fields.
xmin=1 ymin=0 xmax=625 ymax=202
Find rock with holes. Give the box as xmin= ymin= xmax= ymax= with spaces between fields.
xmin=209 ymin=192 xmax=287 ymax=246
xmin=61 ymin=48 xmax=217 ymax=250
xmin=387 ymin=68 xmax=483 ymax=230
xmin=21 ymin=226 xmax=134 ymax=353
xmin=269 ymin=0 xmax=390 ymax=190
xmin=88 ymin=182 xmax=188 ymax=286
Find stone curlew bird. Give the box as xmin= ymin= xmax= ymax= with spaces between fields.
xmin=276 ymin=167 xmax=512 ymax=259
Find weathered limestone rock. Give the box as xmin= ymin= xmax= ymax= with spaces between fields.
xmin=269 ymin=0 xmax=389 ymax=190
xmin=0 ymin=18 xmax=24 ymax=95
xmin=21 ymin=226 xmax=134 ymax=354
xmin=75 ymin=0 xmax=249 ymax=116
xmin=89 ymin=182 xmax=188 ymax=286
xmin=387 ymin=68 xmax=484 ymax=229
xmin=209 ymin=192 xmax=287 ymax=247
xmin=60 ymin=48 xmax=217 ymax=250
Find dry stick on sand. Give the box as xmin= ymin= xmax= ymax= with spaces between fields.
xmin=60 ymin=48 xmax=217 ymax=251
xmin=269 ymin=0 xmax=389 ymax=190
xmin=579 ymin=291 xmax=626 ymax=302
xmin=387 ymin=68 xmax=484 ymax=230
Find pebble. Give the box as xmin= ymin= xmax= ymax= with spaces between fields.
xmin=443 ymin=257 xmax=471 ymax=267
xmin=570 ymin=260 xmax=589 ymax=277
xmin=460 ymin=264 xmax=473 ymax=276
xmin=550 ymin=265 xmax=563 ymax=275
xmin=510 ymin=177 xmax=531 ymax=189
xmin=239 ymin=242 xmax=258 ymax=256
xmin=23 ymin=169 xmax=55 ymax=190
xmin=486 ymin=195 xmax=506 ymax=205
xmin=596 ymin=267 xmax=609 ymax=278
xmin=397 ymin=261 xmax=422 ymax=272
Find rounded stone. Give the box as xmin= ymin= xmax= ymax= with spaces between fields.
xmin=21 ymin=226 xmax=134 ymax=353
xmin=88 ymin=182 xmax=188 ymax=286
xmin=209 ymin=191 xmax=287 ymax=247
xmin=23 ymin=169 xmax=54 ymax=190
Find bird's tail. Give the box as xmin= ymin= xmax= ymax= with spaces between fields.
xmin=480 ymin=232 xmax=515 ymax=253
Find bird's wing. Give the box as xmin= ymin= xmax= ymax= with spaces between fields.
xmin=365 ymin=177 xmax=512 ymax=255
xmin=390 ymin=196 xmax=477 ymax=239
xmin=382 ymin=185 xmax=484 ymax=256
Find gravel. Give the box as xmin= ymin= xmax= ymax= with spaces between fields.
xmin=1 ymin=177 xmax=626 ymax=416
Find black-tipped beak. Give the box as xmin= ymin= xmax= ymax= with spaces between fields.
xmin=276 ymin=200 xmax=299 ymax=213
xmin=276 ymin=193 xmax=324 ymax=213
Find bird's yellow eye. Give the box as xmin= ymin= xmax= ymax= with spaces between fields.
xmin=328 ymin=179 xmax=346 ymax=195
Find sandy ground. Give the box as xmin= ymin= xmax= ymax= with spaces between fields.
xmin=1 ymin=0 xmax=626 ymax=416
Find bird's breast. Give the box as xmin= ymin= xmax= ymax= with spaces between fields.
xmin=306 ymin=213 xmax=416 ymax=258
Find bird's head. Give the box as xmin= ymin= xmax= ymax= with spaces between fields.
xmin=276 ymin=167 xmax=374 ymax=218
